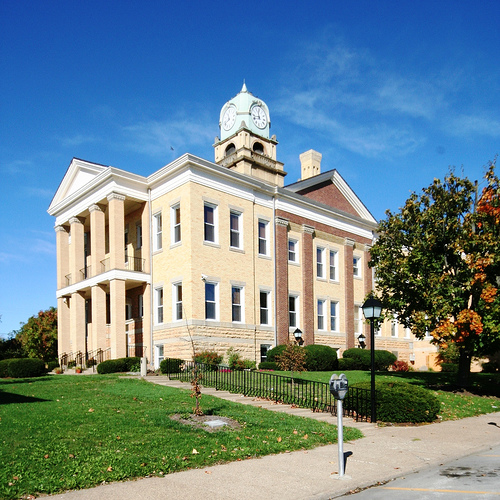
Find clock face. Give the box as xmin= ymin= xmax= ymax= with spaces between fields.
xmin=222 ymin=106 xmax=236 ymax=131
xmin=251 ymin=105 xmax=267 ymax=129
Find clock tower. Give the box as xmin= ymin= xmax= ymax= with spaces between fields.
xmin=214 ymin=83 xmax=286 ymax=187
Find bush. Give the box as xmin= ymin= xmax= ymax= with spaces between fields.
xmin=160 ymin=358 xmax=183 ymax=374
xmin=0 ymin=358 xmax=46 ymax=378
xmin=392 ymin=360 xmax=410 ymax=372
xmin=227 ymin=348 xmax=256 ymax=371
xmin=304 ymin=345 xmax=338 ymax=371
xmin=97 ymin=357 xmax=140 ymax=374
xmin=259 ymin=361 xmax=278 ymax=370
xmin=194 ymin=350 xmax=223 ymax=367
xmin=265 ymin=345 xmax=287 ymax=362
xmin=351 ymin=380 xmax=440 ymax=423
xmin=482 ymin=361 xmax=499 ymax=373
xmin=47 ymin=360 xmax=60 ymax=372
xmin=441 ymin=363 xmax=459 ymax=373
xmin=342 ymin=348 xmax=397 ymax=371
xmin=338 ymin=358 xmax=356 ymax=371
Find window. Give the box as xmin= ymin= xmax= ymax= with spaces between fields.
xmin=173 ymin=283 xmax=182 ymax=321
xmin=230 ymin=211 xmax=242 ymax=249
xmin=354 ymin=305 xmax=362 ymax=334
xmin=391 ymin=315 xmax=398 ymax=337
xmin=155 ymin=287 xmax=164 ymax=324
xmin=153 ymin=213 xmax=162 ymax=251
xmin=156 ymin=344 xmax=164 ymax=366
xmin=124 ymin=227 xmax=129 ymax=264
xmin=317 ymin=247 xmax=325 ymax=278
xmin=260 ymin=291 xmax=270 ymax=325
xmin=289 ymin=295 xmax=298 ymax=328
xmin=205 ymin=282 xmax=218 ymax=320
xmin=125 ymin=299 xmax=133 ymax=321
xmin=317 ymin=300 xmax=326 ymax=330
xmin=138 ymin=294 xmax=144 ymax=317
xmin=258 ymin=220 xmax=269 ymax=255
xmin=231 ymin=286 xmax=243 ymax=322
xmin=260 ymin=344 xmax=272 ymax=362
xmin=353 ymin=256 xmax=361 ymax=278
xmin=330 ymin=301 xmax=338 ymax=331
xmin=329 ymin=250 xmax=338 ymax=281
xmin=171 ymin=204 xmax=181 ymax=244
xmin=136 ymin=223 xmax=142 ymax=249
xmin=204 ymin=204 xmax=217 ymax=243
xmin=288 ymin=239 xmax=298 ymax=263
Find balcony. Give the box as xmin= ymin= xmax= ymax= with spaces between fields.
xmin=100 ymin=256 xmax=145 ymax=273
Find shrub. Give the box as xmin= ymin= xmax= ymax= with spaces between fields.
xmin=47 ymin=360 xmax=60 ymax=372
xmin=441 ymin=363 xmax=459 ymax=373
xmin=392 ymin=360 xmax=410 ymax=372
xmin=342 ymin=348 xmax=397 ymax=371
xmin=482 ymin=361 xmax=499 ymax=373
xmin=0 ymin=358 xmax=46 ymax=378
xmin=226 ymin=348 xmax=256 ymax=371
xmin=97 ymin=357 xmax=140 ymax=374
xmin=265 ymin=345 xmax=287 ymax=362
xmin=194 ymin=350 xmax=223 ymax=367
xmin=259 ymin=361 xmax=278 ymax=370
xmin=160 ymin=358 xmax=183 ymax=374
xmin=350 ymin=380 xmax=440 ymax=423
xmin=304 ymin=345 xmax=338 ymax=371
xmin=338 ymin=358 xmax=356 ymax=371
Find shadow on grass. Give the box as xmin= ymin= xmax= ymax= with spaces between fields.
xmin=388 ymin=371 xmax=500 ymax=397
xmin=0 ymin=390 xmax=50 ymax=405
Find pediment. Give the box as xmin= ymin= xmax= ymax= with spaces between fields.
xmin=285 ymin=169 xmax=376 ymax=223
xmin=49 ymin=158 xmax=107 ymax=213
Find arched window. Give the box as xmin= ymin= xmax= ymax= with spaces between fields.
xmin=225 ymin=143 xmax=236 ymax=156
xmin=252 ymin=142 xmax=264 ymax=154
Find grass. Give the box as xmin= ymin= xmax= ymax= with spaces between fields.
xmin=271 ymin=370 xmax=500 ymax=421
xmin=0 ymin=375 xmax=362 ymax=500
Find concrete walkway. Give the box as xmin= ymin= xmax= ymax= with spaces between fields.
xmin=48 ymin=376 xmax=500 ymax=500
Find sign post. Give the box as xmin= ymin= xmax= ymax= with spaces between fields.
xmin=329 ymin=373 xmax=349 ymax=477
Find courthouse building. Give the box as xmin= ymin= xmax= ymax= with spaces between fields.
xmin=48 ymin=84 xmax=438 ymax=369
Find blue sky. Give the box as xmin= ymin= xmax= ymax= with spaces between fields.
xmin=1 ymin=0 xmax=499 ymax=336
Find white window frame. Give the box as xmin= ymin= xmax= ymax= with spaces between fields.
xmin=231 ymin=285 xmax=244 ymax=323
xmin=171 ymin=204 xmax=181 ymax=245
xmin=391 ymin=315 xmax=398 ymax=337
xmin=317 ymin=246 xmax=326 ymax=279
xmin=204 ymin=203 xmax=218 ymax=244
xmin=258 ymin=219 xmax=269 ymax=256
xmin=138 ymin=294 xmax=144 ymax=318
xmin=204 ymin=281 xmax=219 ymax=321
xmin=155 ymin=287 xmax=164 ymax=324
xmin=329 ymin=250 xmax=338 ymax=281
xmin=354 ymin=305 xmax=362 ymax=335
xmin=259 ymin=290 xmax=271 ymax=326
xmin=330 ymin=300 xmax=339 ymax=332
xmin=172 ymin=282 xmax=182 ymax=321
xmin=353 ymin=256 xmax=362 ymax=278
xmin=153 ymin=212 xmax=162 ymax=251
xmin=230 ymin=211 xmax=243 ymax=249
xmin=289 ymin=294 xmax=299 ymax=328
xmin=317 ymin=299 xmax=326 ymax=330
xmin=288 ymin=238 xmax=298 ymax=263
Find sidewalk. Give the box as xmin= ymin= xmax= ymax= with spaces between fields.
xmin=49 ymin=376 xmax=500 ymax=500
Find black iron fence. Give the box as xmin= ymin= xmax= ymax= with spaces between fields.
xmin=163 ymin=358 xmax=371 ymax=422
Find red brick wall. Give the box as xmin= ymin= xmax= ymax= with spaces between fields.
xmin=275 ymin=218 xmax=290 ymax=345
xmin=301 ymin=226 xmax=315 ymax=345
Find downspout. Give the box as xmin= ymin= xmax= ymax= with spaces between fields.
xmin=148 ymin=188 xmax=154 ymax=368
xmin=273 ymin=187 xmax=277 ymax=347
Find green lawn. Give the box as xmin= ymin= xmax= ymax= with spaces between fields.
xmin=271 ymin=370 xmax=500 ymax=420
xmin=0 ymin=375 xmax=361 ymax=500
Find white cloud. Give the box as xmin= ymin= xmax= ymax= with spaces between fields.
xmin=448 ymin=115 xmax=500 ymax=138
xmin=59 ymin=134 xmax=99 ymax=148
xmin=1 ymin=159 xmax=33 ymax=175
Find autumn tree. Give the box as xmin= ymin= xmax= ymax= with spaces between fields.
xmin=17 ymin=307 xmax=58 ymax=362
xmin=369 ymin=162 xmax=500 ymax=387
xmin=277 ymin=342 xmax=306 ymax=388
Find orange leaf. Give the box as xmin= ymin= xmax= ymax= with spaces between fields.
xmin=277 ymin=437 xmax=282 ymax=442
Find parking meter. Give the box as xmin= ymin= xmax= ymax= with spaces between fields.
xmin=329 ymin=373 xmax=349 ymax=477
xmin=329 ymin=373 xmax=348 ymax=400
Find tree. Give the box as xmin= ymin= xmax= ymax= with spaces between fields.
xmin=276 ymin=342 xmax=306 ymax=389
xmin=369 ymin=162 xmax=500 ymax=387
xmin=17 ymin=307 xmax=58 ymax=362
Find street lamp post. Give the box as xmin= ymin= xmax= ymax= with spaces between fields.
xmin=361 ymin=297 xmax=382 ymax=423
xmin=293 ymin=328 xmax=304 ymax=346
